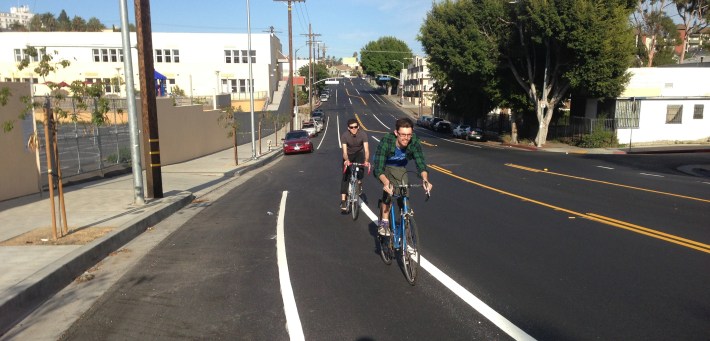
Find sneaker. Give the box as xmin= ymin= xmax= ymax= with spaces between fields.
xmin=378 ymin=220 xmax=390 ymax=236
xmin=340 ymin=200 xmax=347 ymax=211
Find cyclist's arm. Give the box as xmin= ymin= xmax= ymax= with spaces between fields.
xmin=363 ymin=141 xmax=370 ymax=164
xmin=342 ymin=143 xmax=351 ymax=166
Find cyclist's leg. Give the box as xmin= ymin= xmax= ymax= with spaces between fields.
xmin=340 ymin=161 xmax=350 ymax=210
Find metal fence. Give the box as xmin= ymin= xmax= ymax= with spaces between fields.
xmin=31 ymin=94 xmax=290 ymax=187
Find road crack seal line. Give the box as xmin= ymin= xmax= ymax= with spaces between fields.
xmin=429 ymin=164 xmax=710 ymax=255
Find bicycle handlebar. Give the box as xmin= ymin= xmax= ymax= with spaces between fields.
xmin=342 ymin=162 xmax=371 ymax=175
xmin=390 ymin=183 xmax=431 ymax=200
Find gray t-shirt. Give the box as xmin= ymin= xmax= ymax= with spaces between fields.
xmin=341 ymin=129 xmax=368 ymax=156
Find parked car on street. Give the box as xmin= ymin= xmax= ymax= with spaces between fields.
xmin=428 ymin=117 xmax=443 ymax=130
xmin=319 ymin=94 xmax=329 ymax=102
xmin=452 ymin=124 xmax=471 ymax=138
xmin=417 ymin=115 xmax=432 ymax=127
xmin=302 ymin=120 xmax=317 ymax=137
xmin=282 ymin=130 xmax=313 ymax=154
xmin=466 ymin=127 xmax=486 ymax=141
xmin=433 ymin=120 xmax=452 ymax=133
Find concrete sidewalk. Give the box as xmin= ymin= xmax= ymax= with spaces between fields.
xmin=0 ymin=127 xmax=287 ymax=336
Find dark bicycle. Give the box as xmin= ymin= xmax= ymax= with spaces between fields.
xmin=342 ymin=162 xmax=370 ymax=220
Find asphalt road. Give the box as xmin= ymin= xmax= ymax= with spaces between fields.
xmin=59 ymin=78 xmax=710 ymax=340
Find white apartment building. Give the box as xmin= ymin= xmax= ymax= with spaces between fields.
xmin=0 ymin=5 xmax=33 ymax=30
xmin=0 ymin=31 xmax=284 ymax=100
xmin=403 ymin=55 xmax=434 ymax=108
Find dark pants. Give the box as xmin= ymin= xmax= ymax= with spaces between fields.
xmin=341 ymin=151 xmax=365 ymax=195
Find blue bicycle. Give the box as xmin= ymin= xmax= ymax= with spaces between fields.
xmin=378 ymin=174 xmax=430 ymax=285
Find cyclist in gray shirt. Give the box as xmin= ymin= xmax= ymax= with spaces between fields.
xmin=340 ymin=118 xmax=370 ymax=211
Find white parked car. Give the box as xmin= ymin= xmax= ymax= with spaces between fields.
xmin=452 ymin=124 xmax=471 ymax=138
xmin=302 ymin=120 xmax=317 ymax=137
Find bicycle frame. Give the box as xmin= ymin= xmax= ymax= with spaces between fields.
xmin=389 ymin=189 xmax=410 ymax=250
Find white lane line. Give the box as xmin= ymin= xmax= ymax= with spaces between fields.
xmin=596 ymin=166 xmax=614 ymax=170
xmin=358 ymin=203 xmax=534 ymax=341
xmin=372 ymin=114 xmax=390 ymax=130
xmin=640 ymin=172 xmax=664 ymax=178
xmin=349 ymin=98 xmax=353 ymax=105
xmin=276 ymin=191 xmax=305 ymax=341
xmin=316 ymin=115 xmax=330 ymax=150
xmin=336 ymin=114 xmax=342 ymax=148
xmin=369 ymin=94 xmax=381 ymax=104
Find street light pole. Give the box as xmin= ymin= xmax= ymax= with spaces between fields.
xmin=390 ymin=60 xmax=404 ymax=104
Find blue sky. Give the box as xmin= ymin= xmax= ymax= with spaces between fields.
xmin=2 ymin=0 xmax=433 ymax=58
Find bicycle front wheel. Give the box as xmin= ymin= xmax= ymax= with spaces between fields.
xmin=378 ymin=234 xmax=393 ymax=265
xmin=350 ymin=182 xmax=360 ymax=220
xmin=402 ymin=215 xmax=420 ymax=285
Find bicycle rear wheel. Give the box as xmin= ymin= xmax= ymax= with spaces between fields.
xmin=402 ymin=215 xmax=420 ymax=285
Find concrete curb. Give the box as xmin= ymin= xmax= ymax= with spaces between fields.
xmin=233 ymin=149 xmax=283 ymax=177
xmin=0 ymin=192 xmax=194 ymax=336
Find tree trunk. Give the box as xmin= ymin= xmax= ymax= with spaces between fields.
xmin=511 ymin=111 xmax=518 ymax=144
xmin=534 ymin=103 xmax=554 ymax=147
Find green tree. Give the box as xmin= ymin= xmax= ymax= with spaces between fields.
xmin=57 ymin=10 xmax=72 ymax=31
xmin=298 ymin=63 xmax=329 ymax=98
xmin=360 ymin=37 xmax=412 ymax=94
xmin=420 ymin=0 xmax=635 ymax=146
xmin=419 ymin=0 xmax=502 ymax=124
xmin=71 ymin=16 xmax=87 ymax=31
xmin=674 ymin=0 xmax=709 ymax=63
xmin=86 ymin=17 xmax=105 ymax=32
xmin=631 ymin=0 xmax=681 ymax=66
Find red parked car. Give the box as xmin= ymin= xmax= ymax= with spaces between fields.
xmin=282 ymin=130 xmax=314 ymax=154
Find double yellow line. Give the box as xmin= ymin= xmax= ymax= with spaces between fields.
xmin=428 ymin=164 xmax=710 ymax=254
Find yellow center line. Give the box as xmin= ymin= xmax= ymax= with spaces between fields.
xmin=505 ymin=163 xmax=710 ymax=204
xmin=428 ymin=164 xmax=710 ymax=254
xmin=354 ymin=113 xmax=389 ymax=134
xmin=345 ymin=89 xmax=366 ymax=105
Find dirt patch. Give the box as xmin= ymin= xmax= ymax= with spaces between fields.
xmin=0 ymin=226 xmax=115 ymax=246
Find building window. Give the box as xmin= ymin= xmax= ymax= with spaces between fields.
xmin=172 ymin=50 xmax=180 ymax=63
xmin=92 ymin=48 xmax=124 ymax=63
xmin=225 ymin=50 xmax=242 ymax=63
xmin=155 ymin=49 xmax=178 ymax=63
xmin=241 ymin=50 xmax=248 ymax=63
xmin=14 ymin=47 xmax=43 ymax=62
xmin=250 ymin=50 xmax=256 ymax=63
xmin=666 ymin=105 xmax=683 ymax=124
xmin=85 ymin=78 xmax=119 ymax=94
xmin=694 ymin=104 xmax=704 ymax=119
xmin=239 ymin=79 xmax=247 ymax=93
xmin=222 ymin=79 xmax=238 ymax=93
xmin=156 ymin=49 xmax=163 ymax=63
xmin=615 ymin=99 xmax=640 ymax=128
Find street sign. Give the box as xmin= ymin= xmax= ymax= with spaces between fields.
xmin=325 ymin=80 xmax=339 ymax=85
xmin=378 ymin=76 xmax=391 ymax=81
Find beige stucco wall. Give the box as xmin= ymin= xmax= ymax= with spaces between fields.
xmin=0 ymin=82 xmax=41 ymax=201
xmin=154 ymin=98 xmax=233 ymax=165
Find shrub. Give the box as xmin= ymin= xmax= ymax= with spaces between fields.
xmin=575 ymin=130 xmax=618 ymax=148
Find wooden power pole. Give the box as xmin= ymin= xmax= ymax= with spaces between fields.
xmin=134 ymin=0 xmax=163 ymax=198
xmin=274 ymin=0 xmax=304 ymax=131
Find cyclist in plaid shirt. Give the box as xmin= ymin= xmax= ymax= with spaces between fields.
xmin=373 ymin=117 xmax=433 ymax=236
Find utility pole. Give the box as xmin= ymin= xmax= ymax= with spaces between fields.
xmin=274 ymin=0 xmax=304 ymax=131
xmin=301 ymin=25 xmax=320 ymax=116
xmin=135 ymin=0 xmax=163 ymax=198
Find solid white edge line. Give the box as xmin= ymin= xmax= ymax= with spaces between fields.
xmin=336 ymin=114 xmax=342 ymax=148
xmin=359 ymin=202 xmax=535 ymax=341
xmin=419 ymin=258 xmax=536 ymax=341
xmin=277 ymin=191 xmax=305 ymax=341
xmin=596 ymin=166 xmax=614 ymax=170
xmin=639 ymin=172 xmax=664 ymax=177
